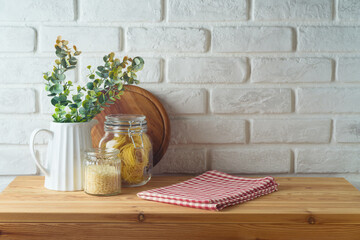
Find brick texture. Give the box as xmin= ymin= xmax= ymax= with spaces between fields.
xmin=0 ymin=146 xmax=37 ymax=175
xmin=0 ymin=0 xmax=74 ymax=22
xmin=211 ymin=88 xmax=292 ymax=114
xmin=251 ymin=119 xmax=331 ymax=143
xmin=168 ymin=57 xmax=248 ymax=83
xmin=254 ymin=0 xmax=333 ymax=21
xmin=299 ymin=27 xmax=360 ymax=52
xmin=170 ymin=119 xmax=246 ymax=144
xmin=150 ymin=88 xmax=207 ymax=115
xmin=338 ymin=0 xmax=360 ymax=21
xmin=40 ymin=27 xmax=121 ymax=52
xmin=154 ymin=148 xmax=206 ymax=174
xmin=0 ymin=89 xmax=36 ymax=113
xmin=296 ymin=148 xmax=360 ymax=173
xmin=335 ymin=119 xmax=360 ymax=143
xmin=127 ymin=28 xmax=209 ymax=52
xmin=338 ymin=58 xmax=360 ymax=82
xmin=0 ymin=118 xmax=49 ymax=144
xmin=79 ymin=0 xmax=161 ymax=22
xmin=251 ymin=58 xmax=332 ymax=83
xmin=210 ymin=148 xmax=291 ymax=173
xmin=213 ymin=27 xmax=294 ymax=52
xmin=0 ymin=27 xmax=35 ymax=52
xmin=169 ymin=0 xmax=247 ymax=21
xmin=297 ymin=88 xmax=360 ymax=113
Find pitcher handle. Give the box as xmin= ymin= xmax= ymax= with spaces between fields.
xmin=30 ymin=128 xmax=53 ymax=177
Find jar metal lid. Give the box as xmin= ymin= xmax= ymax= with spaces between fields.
xmin=104 ymin=114 xmax=147 ymax=132
xmin=85 ymin=148 xmax=121 ymax=162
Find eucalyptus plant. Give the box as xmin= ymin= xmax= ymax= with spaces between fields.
xmin=44 ymin=36 xmax=144 ymax=123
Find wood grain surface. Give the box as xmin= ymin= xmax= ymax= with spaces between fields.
xmin=1 ymin=223 xmax=360 ymax=240
xmin=91 ymin=85 xmax=170 ymax=166
xmin=0 ymin=176 xmax=359 ymax=239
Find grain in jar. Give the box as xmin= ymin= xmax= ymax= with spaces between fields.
xmin=84 ymin=148 xmax=121 ymax=196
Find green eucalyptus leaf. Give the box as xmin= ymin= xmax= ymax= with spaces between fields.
xmin=58 ymin=95 xmax=67 ymax=102
xmin=51 ymin=97 xmax=58 ymax=106
xmin=98 ymin=93 xmax=106 ymax=104
xmin=95 ymin=71 xmax=103 ymax=78
xmin=82 ymin=100 xmax=91 ymax=108
xmin=132 ymin=57 xmax=144 ymax=72
xmin=50 ymin=84 xmax=64 ymax=94
xmin=79 ymin=107 xmax=86 ymax=115
xmin=67 ymin=65 xmax=76 ymax=70
xmin=57 ymin=74 xmax=66 ymax=81
xmin=72 ymin=94 xmax=82 ymax=102
xmin=86 ymin=82 xmax=94 ymax=90
xmin=69 ymin=57 xmax=77 ymax=65
xmin=61 ymin=58 xmax=68 ymax=68
xmin=56 ymin=51 xmax=67 ymax=58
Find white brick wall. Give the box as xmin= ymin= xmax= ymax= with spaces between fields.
xmin=0 ymin=89 xmax=36 ymax=113
xmin=298 ymin=27 xmax=360 ymax=52
xmin=253 ymin=0 xmax=333 ymax=21
xmin=211 ymin=88 xmax=292 ymax=114
xmin=168 ymin=0 xmax=248 ymax=21
xmin=40 ymin=27 xmax=121 ymax=52
xmin=79 ymin=0 xmax=162 ymax=22
xmin=210 ymin=148 xmax=291 ymax=173
xmin=297 ymin=88 xmax=360 ymax=113
xmin=0 ymin=27 xmax=35 ymax=52
xmin=213 ymin=27 xmax=294 ymax=52
xmin=251 ymin=119 xmax=331 ymax=143
xmin=0 ymin=0 xmax=75 ymax=22
xmin=338 ymin=58 xmax=360 ymax=82
xmin=170 ymin=119 xmax=246 ymax=144
xmin=127 ymin=27 xmax=209 ymax=52
xmin=296 ymin=148 xmax=360 ymax=173
xmin=168 ymin=57 xmax=248 ymax=83
xmin=1 ymin=0 xmax=360 ymax=191
xmin=251 ymin=58 xmax=333 ymax=83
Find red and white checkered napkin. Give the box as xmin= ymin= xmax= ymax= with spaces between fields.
xmin=137 ymin=170 xmax=279 ymax=211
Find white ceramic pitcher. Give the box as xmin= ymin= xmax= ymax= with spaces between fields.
xmin=29 ymin=120 xmax=98 ymax=191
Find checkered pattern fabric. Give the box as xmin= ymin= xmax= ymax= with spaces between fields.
xmin=137 ymin=170 xmax=279 ymax=211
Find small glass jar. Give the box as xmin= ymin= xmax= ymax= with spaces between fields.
xmin=99 ymin=114 xmax=153 ymax=187
xmin=84 ymin=148 xmax=121 ymax=196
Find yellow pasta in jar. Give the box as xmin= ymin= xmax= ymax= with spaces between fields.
xmin=109 ymin=133 xmax=152 ymax=185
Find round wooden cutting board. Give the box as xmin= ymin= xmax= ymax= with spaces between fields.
xmin=91 ymin=85 xmax=170 ymax=167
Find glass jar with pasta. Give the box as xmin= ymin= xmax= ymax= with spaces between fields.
xmin=99 ymin=114 xmax=153 ymax=187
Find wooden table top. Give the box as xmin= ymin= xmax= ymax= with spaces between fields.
xmin=0 ymin=176 xmax=359 ymax=225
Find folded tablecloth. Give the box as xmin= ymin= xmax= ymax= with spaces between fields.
xmin=137 ymin=170 xmax=279 ymax=211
